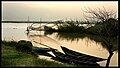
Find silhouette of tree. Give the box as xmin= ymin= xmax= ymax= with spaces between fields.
xmin=83 ymin=7 xmax=117 ymax=23
xmin=83 ymin=7 xmax=118 ymax=67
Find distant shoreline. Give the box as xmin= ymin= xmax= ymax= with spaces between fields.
xmin=2 ymin=21 xmax=96 ymax=24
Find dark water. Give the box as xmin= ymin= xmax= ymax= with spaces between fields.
xmin=2 ymin=23 xmax=118 ymax=67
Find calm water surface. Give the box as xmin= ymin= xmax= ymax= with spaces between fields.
xmin=2 ymin=23 xmax=118 ymax=67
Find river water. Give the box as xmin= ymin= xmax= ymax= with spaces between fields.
xmin=2 ymin=23 xmax=118 ymax=67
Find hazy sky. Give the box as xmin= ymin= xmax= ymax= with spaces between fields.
xmin=2 ymin=1 xmax=118 ymax=21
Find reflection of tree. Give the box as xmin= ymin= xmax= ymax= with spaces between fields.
xmin=54 ymin=32 xmax=118 ymax=52
xmin=56 ymin=33 xmax=85 ymax=42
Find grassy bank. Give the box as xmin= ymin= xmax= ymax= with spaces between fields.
xmin=1 ymin=40 xmax=81 ymax=67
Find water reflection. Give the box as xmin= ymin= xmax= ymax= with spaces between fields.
xmin=48 ymin=32 xmax=118 ymax=52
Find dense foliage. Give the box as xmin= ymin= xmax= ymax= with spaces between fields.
xmin=86 ymin=18 xmax=118 ymax=37
xmin=16 ymin=40 xmax=33 ymax=53
xmin=56 ymin=21 xmax=86 ymax=33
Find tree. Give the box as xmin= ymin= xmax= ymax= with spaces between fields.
xmin=83 ymin=7 xmax=117 ymax=23
xmin=83 ymin=7 xmax=118 ymax=67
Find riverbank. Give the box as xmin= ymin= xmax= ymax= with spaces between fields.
xmin=1 ymin=40 xmax=82 ymax=67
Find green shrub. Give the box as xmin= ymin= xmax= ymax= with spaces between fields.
xmin=16 ymin=40 xmax=33 ymax=53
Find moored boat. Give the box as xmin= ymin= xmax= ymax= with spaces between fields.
xmin=60 ymin=46 xmax=107 ymax=62
xmin=51 ymin=50 xmax=100 ymax=66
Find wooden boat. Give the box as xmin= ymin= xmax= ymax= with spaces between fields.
xmin=60 ymin=46 xmax=107 ymax=62
xmin=51 ymin=50 xmax=100 ymax=66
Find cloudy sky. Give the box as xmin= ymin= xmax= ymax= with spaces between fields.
xmin=2 ymin=1 xmax=118 ymax=21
